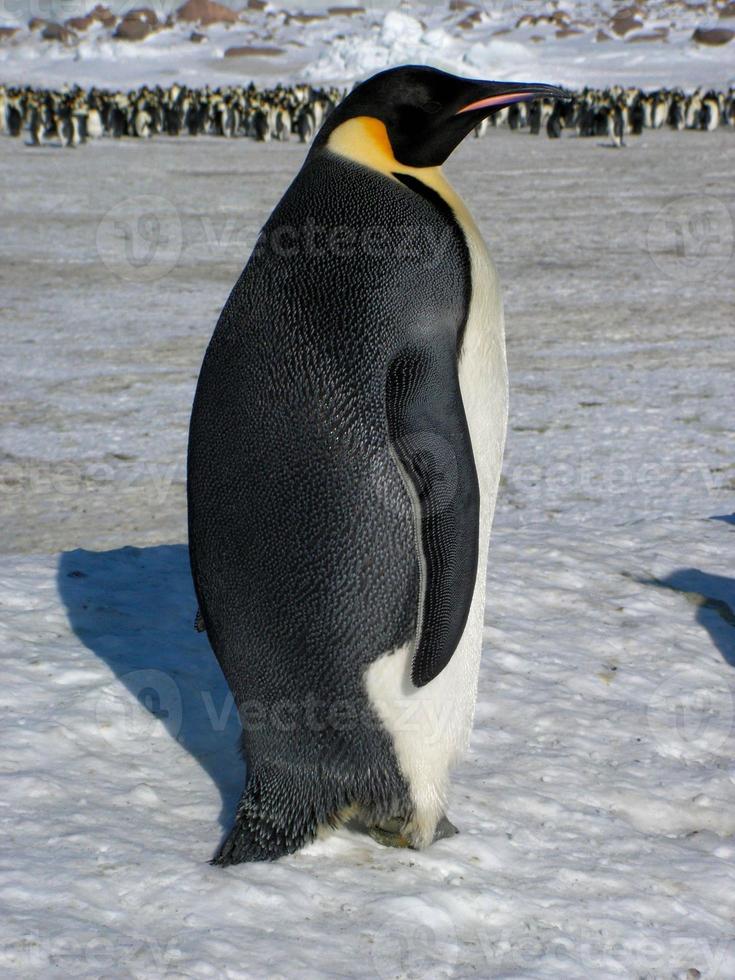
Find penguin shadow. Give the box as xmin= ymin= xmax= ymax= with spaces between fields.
xmin=57 ymin=545 xmax=244 ymax=835
xmin=634 ymin=565 xmax=735 ymax=668
xmin=710 ymin=513 xmax=735 ymax=527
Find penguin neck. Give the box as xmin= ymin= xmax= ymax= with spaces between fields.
xmin=327 ymin=116 xmax=433 ymax=179
xmin=326 ymin=115 xmax=475 ymax=232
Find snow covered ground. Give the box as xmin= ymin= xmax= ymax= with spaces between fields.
xmin=0 ymin=0 xmax=734 ymax=92
xmin=1 ymin=126 xmax=735 ymax=977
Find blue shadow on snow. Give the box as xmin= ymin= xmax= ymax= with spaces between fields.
xmin=57 ymin=545 xmax=243 ymax=834
xmin=639 ymin=567 xmax=735 ymax=668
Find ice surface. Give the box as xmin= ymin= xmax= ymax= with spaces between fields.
xmin=1 ymin=127 xmax=735 ymax=977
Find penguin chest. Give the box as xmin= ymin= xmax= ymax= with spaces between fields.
xmin=451 ymin=203 xmax=509 ymax=751
xmin=365 ymin=193 xmax=508 ymax=839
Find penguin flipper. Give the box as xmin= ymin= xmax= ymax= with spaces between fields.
xmin=193 ymin=607 xmax=206 ymax=633
xmin=386 ymin=346 xmax=480 ymax=688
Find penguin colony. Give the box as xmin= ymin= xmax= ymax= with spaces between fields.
xmin=0 ymin=81 xmax=340 ymax=146
xmin=1 ymin=81 xmax=733 ymax=146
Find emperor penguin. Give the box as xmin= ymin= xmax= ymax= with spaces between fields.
xmin=188 ymin=65 xmax=567 ymax=864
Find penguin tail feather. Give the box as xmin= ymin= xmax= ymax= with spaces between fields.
xmin=211 ymin=764 xmax=346 ymax=865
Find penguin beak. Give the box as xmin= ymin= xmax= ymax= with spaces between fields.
xmin=457 ymin=81 xmax=571 ymax=116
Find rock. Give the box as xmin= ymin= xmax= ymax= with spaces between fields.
xmin=224 ymin=44 xmax=284 ymax=55
xmin=190 ymin=30 xmax=206 ymax=41
xmin=287 ymin=13 xmax=326 ymax=23
xmin=91 ymin=5 xmax=117 ymax=27
xmin=176 ymin=0 xmax=237 ymax=25
xmin=692 ymin=25 xmax=734 ymax=42
xmin=0 ymin=26 xmax=19 ymax=40
xmin=28 ymin=17 xmax=48 ymax=30
xmin=458 ymin=11 xmax=482 ymax=29
xmin=596 ymin=29 xmax=612 ymax=41
xmin=65 ymin=14 xmax=95 ymax=31
xmin=127 ymin=7 xmax=159 ymax=25
xmin=627 ymin=30 xmax=667 ymax=41
xmin=41 ymin=22 xmax=77 ymax=43
xmin=719 ymin=1 xmax=735 ymax=17
xmin=449 ymin=0 xmax=472 ymax=10
xmin=114 ymin=15 xmax=154 ymax=39
xmin=610 ymin=15 xmax=643 ymax=35
xmin=556 ymin=27 xmax=583 ymax=37
xmin=616 ymin=4 xmax=646 ymax=17
xmin=246 ymin=0 xmax=266 ymax=8
xmin=327 ymin=6 xmax=365 ymax=16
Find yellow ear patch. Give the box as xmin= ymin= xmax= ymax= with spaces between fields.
xmin=327 ymin=116 xmax=399 ymax=174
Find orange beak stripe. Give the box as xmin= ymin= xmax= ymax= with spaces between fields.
xmin=457 ymin=91 xmax=539 ymax=114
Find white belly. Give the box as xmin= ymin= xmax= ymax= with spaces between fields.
xmin=365 ymin=191 xmax=509 ymax=845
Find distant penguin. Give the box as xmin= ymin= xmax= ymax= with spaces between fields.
xmin=630 ymin=97 xmax=645 ymax=135
xmin=652 ymin=93 xmax=668 ymax=129
xmin=108 ymin=104 xmax=126 ymax=138
xmin=133 ymin=108 xmax=152 ymax=138
xmin=164 ymin=101 xmax=182 ymax=136
xmin=701 ymin=94 xmax=720 ymax=131
xmin=6 ymin=101 xmax=22 ymax=137
xmin=252 ymin=107 xmax=270 ymax=142
xmin=86 ymin=106 xmax=103 ymax=139
xmin=296 ymin=105 xmax=315 ymax=143
xmin=188 ymin=65 xmax=568 ymax=864
xmin=507 ymin=102 xmax=522 ymax=130
xmin=614 ymin=103 xmax=626 ymax=146
xmin=607 ymin=103 xmax=625 ymax=147
xmin=528 ymin=99 xmax=542 ymax=134
xmin=28 ymin=103 xmax=44 ymax=145
xmin=546 ymin=104 xmax=562 ymax=138
xmin=58 ymin=103 xmax=78 ymax=148
xmin=222 ymin=102 xmax=240 ymax=138
xmin=185 ymin=99 xmax=202 ymax=136
xmin=274 ymin=105 xmax=292 ymax=140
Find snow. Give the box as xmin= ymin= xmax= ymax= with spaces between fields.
xmin=1 ymin=125 xmax=735 ymax=976
xmin=0 ymin=0 xmax=734 ymax=91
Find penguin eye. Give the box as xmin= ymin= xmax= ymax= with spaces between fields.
xmin=422 ymin=100 xmax=442 ymax=115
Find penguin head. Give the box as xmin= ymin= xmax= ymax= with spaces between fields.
xmin=317 ymin=65 xmax=569 ymax=168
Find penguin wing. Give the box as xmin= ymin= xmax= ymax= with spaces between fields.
xmin=386 ymin=345 xmax=480 ymax=688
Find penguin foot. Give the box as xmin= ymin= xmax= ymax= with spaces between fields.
xmin=367 ymin=814 xmax=459 ymax=850
xmin=367 ymin=817 xmax=413 ymax=849
xmin=432 ymin=814 xmax=459 ymax=842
